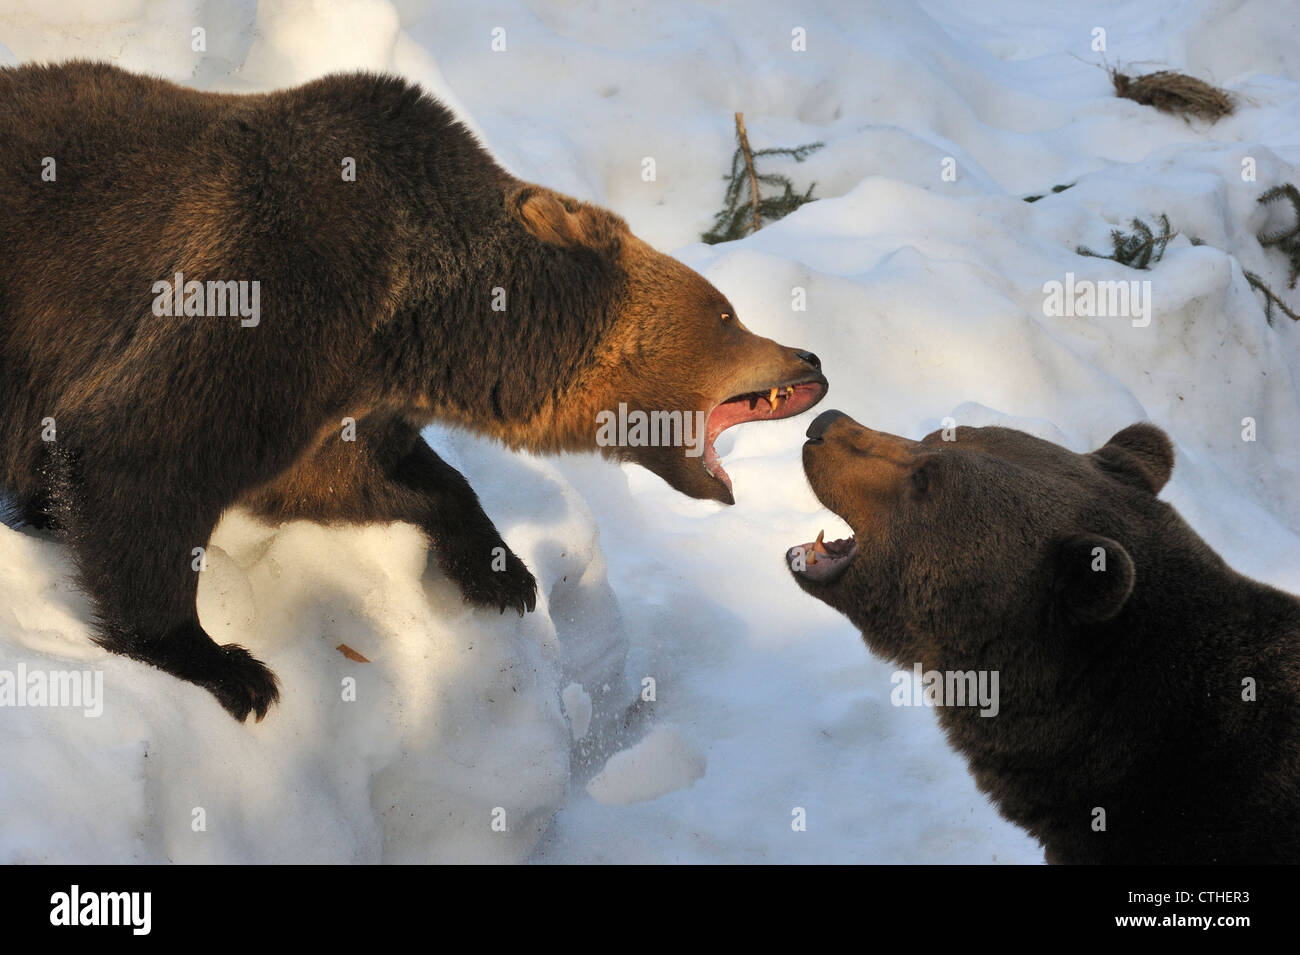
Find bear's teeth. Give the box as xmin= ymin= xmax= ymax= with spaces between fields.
xmin=813 ymin=529 xmax=829 ymax=556
xmin=768 ymin=387 xmax=779 ymax=409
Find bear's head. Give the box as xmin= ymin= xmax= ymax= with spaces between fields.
xmin=786 ymin=410 xmax=1178 ymax=666
xmin=509 ymin=186 xmax=828 ymax=505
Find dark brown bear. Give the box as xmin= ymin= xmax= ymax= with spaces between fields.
xmin=0 ymin=61 xmax=827 ymax=721
xmin=788 ymin=409 xmax=1300 ymax=864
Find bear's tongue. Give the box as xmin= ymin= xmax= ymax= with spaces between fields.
xmin=703 ymin=383 xmax=824 ymax=491
xmin=786 ymin=529 xmax=857 ymax=583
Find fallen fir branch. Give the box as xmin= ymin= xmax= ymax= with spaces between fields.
xmin=702 ymin=113 xmax=824 ymax=244
xmin=1077 ymin=215 xmax=1177 ymax=269
xmin=1244 ymin=270 xmax=1300 ymax=324
xmin=1256 ymin=183 xmax=1300 ymax=289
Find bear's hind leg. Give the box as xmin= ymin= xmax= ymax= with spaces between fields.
xmin=65 ymin=463 xmax=279 ymax=721
xmin=97 ymin=620 xmax=280 ymax=722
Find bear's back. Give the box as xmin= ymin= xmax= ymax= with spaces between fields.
xmin=0 ymin=62 xmax=465 ymax=358
xmin=0 ymin=62 xmax=482 ymax=491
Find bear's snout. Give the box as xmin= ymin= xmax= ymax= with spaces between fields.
xmin=794 ymin=349 xmax=821 ymax=371
xmin=806 ymin=409 xmax=847 ymax=441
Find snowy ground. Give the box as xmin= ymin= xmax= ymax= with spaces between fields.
xmin=1 ymin=0 xmax=1298 ymax=863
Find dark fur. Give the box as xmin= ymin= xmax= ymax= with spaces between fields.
xmin=793 ymin=411 xmax=1300 ymax=864
xmin=0 ymin=62 xmax=824 ymax=720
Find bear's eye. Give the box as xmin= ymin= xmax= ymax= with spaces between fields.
xmin=720 ymin=312 xmax=733 ymax=325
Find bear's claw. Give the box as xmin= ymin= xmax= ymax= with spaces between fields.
xmin=200 ymin=644 xmax=281 ymax=722
xmin=437 ymin=539 xmax=538 ymax=617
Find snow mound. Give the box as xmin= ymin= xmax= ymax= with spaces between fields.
xmin=586 ymin=726 xmax=706 ymax=806
xmin=0 ymin=439 xmax=630 ymax=863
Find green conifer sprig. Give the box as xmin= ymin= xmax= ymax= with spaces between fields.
xmin=1070 ymin=202 xmax=1300 ymax=324
xmin=702 ymin=114 xmax=824 ymax=244
xmin=1256 ymin=183 xmax=1300 ymax=289
xmin=1244 ymin=270 xmax=1300 ymax=324
xmin=1076 ymin=215 xmax=1176 ymax=269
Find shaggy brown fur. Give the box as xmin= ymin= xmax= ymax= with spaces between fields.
xmin=0 ymin=61 xmax=826 ymax=720
xmin=789 ymin=410 xmax=1300 ymax=864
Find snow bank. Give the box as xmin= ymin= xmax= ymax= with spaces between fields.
xmin=587 ymin=725 xmax=705 ymax=806
xmin=2 ymin=0 xmax=1299 ymax=863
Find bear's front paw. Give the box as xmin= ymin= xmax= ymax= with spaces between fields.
xmin=437 ymin=538 xmax=538 ymax=616
xmin=201 ymin=645 xmax=281 ymax=722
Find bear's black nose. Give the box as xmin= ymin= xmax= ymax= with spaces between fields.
xmin=806 ymin=409 xmax=847 ymax=440
xmin=795 ymin=350 xmax=821 ymax=370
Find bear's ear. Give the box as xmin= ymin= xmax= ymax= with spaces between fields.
xmin=1091 ymin=422 xmax=1174 ymax=494
xmin=509 ymin=185 xmax=623 ymax=250
xmin=1052 ymin=534 xmax=1136 ymax=624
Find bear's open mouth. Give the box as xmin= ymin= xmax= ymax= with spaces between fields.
xmin=786 ymin=529 xmax=858 ymax=584
xmin=703 ymin=379 xmax=827 ymax=492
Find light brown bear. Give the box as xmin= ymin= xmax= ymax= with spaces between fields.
xmin=0 ymin=62 xmax=828 ymax=719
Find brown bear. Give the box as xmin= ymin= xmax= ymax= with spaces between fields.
xmin=0 ymin=61 xmax=827 ymax=721
xmin=788 ymin=409 xmax=1300 ymax=864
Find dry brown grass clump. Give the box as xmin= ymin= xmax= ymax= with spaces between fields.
xmin=1111 ymin=68 xmax=1233 ymax=122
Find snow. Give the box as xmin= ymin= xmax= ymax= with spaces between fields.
xmin=2 ymin=0 xmax=1299 ymax=863
xmin=561 ymin=682 xmax=593 ymax=741
xmin=586 ymin=725 xmax=705 ymax=807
